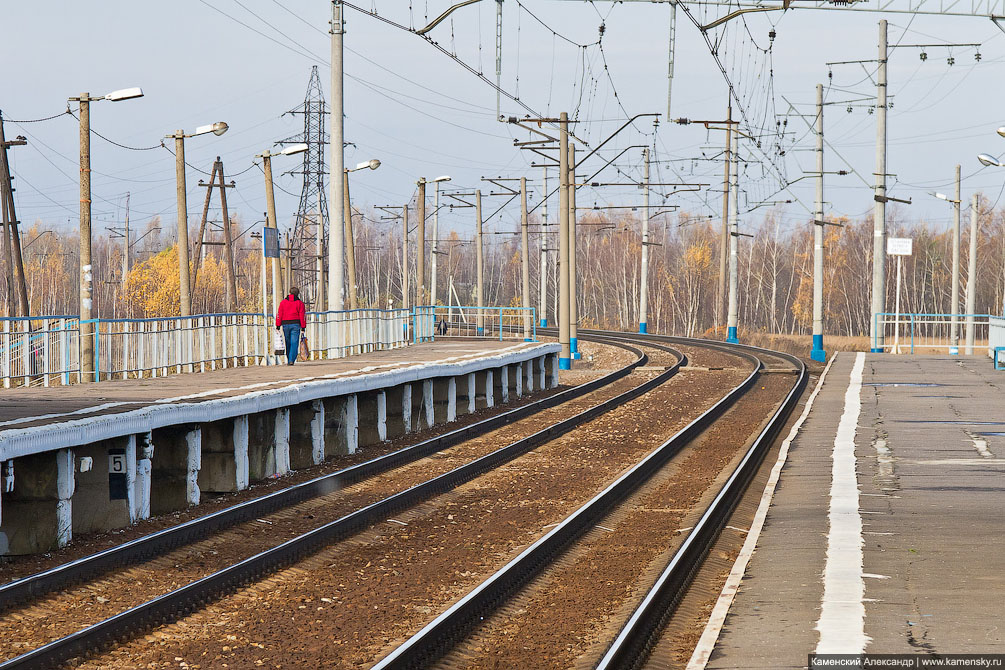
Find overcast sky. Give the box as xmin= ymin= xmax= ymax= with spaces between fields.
xmin=5 ymin=1 xmax=1005 ymax=249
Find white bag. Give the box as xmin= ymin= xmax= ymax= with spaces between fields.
xmin=273 ymin=330 xmax=286 ymax=355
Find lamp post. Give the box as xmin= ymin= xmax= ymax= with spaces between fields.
xmin=345 ymin=159 xmax=381 ymax=309
xmin=978 ymin=140 xmax=1005 ymax=316
xmin=69 ymin=87 xmax=144 ymax=382
xmin=166 ymin=121 xmax=228 ymax=317
xmin=258 ymin=143 xmax=308 ymax=321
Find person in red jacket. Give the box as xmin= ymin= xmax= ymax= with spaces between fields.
xmin=275 ymin=287 xmax=307 ymax=365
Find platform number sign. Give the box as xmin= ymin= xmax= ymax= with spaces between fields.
xmin=108 ymin=448 xmax=128 ymax=500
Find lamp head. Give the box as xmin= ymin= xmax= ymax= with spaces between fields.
xmin=997 ymin=127 xmax=1005 ymax=138
xmin=432 ymin=175 xmax=451 ymax=183
xmin=193 ymin=122 xmax=229 ymax=137
xmin=934 ymin=192 xmax=948 ymax=201
xmin=281 ymin=143 xmax=309 ymax=156
xmin=978 ymin=153 xmax=1002 ymax=167
xmin=104 ymin=87 xmax=144 ymax=102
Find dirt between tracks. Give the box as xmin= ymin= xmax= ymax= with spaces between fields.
xmin=73 ymin=349 xmax=747 ymax=670
xmin=441 ymin=374 xmax=795 ymax=670
xmin=0 ymin=343 xmax=655 ymax=661
xmin=0 ymin=342 xmax=635 ymax=585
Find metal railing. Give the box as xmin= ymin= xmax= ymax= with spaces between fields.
xmin=989 ymin=316 xmax=1005 ymax=361
xmin=0 ymin=308 xmax=411 ymax=388
xmin=0 ymin=316 xmax=80 ymax=388
xmin=871 ymin=312 xmax=994 ymax=355
xmin=414 ymin=305 xmax=537 ymax=342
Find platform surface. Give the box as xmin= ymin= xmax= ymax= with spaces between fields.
xmin=0 ymin=340 xmax=554 ymax=458
xmin=704 ymin=353 xmax=1005 ymax=668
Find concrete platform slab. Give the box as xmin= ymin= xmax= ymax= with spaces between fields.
xmin=695 ymin=353 xmax=1005 ymax=668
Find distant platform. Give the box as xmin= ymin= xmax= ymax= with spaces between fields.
xmin=694 ymin=353 xmax=1005 ymax=666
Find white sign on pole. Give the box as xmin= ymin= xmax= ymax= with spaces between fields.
xmin=887 ymin=237 xmax=913 ymax=256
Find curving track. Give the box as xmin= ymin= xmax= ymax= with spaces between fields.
xmin=0 ymin=331 xmax=804 ymax=670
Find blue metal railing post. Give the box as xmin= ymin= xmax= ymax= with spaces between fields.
xmin=499 ymin=306 xmax=503 ymax=341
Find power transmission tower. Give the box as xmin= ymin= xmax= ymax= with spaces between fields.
xmin=279 ymin=66 xmax=330 ymax=308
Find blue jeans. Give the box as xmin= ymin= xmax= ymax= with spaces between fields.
xmin=282 ymin=324 xmax=301 ymax=364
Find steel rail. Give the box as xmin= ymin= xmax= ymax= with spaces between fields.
xmin=0 ymin=337 xmax=644 ymax=614
xmin=371 ymin=334 xmax=763 ymax=670
xmin=593 ymin=332 xmax=807 ymax=670
xmin=0 ymin=338 xmax=685 ymax=670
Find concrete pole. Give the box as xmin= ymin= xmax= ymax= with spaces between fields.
xmin=965 ymin=193 xmax=978 ymax=354
xmin=520 ymin=176 xmax=531 ymax=340
xmin=569 ymin=143 xmax=579 ymax=359
xmin=328 ymin=0 xmax=346 ymax=311
xmin=402 ymin=206 xmax=409 ymax=311
xmin=639 ymin=147 xmax=651 ymax=334
xmin=726 ymin=134 xmax=739 ymax=344
xmin=262 ymin=153 xmax=281 ymax=317
xmin=870 ymin=19 xmax=888 ymax=352
xmin=344 ymin=170 xmax=357 ymax=309
xmin=174 ymin=134 xmax=192 ymax=317
xmin=951 ymin=163 xmax=961 ymax=354
xmin=558 ymin=112 xmax=571 ymax=369
xmin=540 ymin=165 xmax=548 ymax=328
xmin=79 ymin=94 xmax=95 ymax=381
xmin=475 ymin=190 xmax=484 ymax=335
xmin=811 ymin=83 xmax=827 ymax=363
xmin=431 ymin=181 xmax=440 ymax=306
xmin=417 ymin=179 xmax=426 ymax=305
xmin=718 ymin=104 xmax=732 ymax=330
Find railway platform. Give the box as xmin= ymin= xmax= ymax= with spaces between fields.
xmin=0 ymin=339 xmax=559 ymax=555
xmin=691 ymin=352 xmax=1005 ymax=668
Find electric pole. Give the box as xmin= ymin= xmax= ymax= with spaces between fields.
xmin=726 ymin=133 xmax=739 ymax=344
xmin=262 ymin=153 xmax=281 ymax=316
xmin=870 ymin=19 xmax=888 ymax=352
xmin=718 ymin=104 xmax=732 ymax=330
xmin=521 ymin=176 xmax=531 ymax=340
xmin=811 ymin=83 xmax=827 ymax=363
xmin=173 ymin=131 xmax=192 ymax=317
xmin=431 ymin=181 xmax=441 ymax=307
xmin=569 ymin=142 xmax=579 ymax=360
xmin=639 ymin=147 xmax=651 ymax=334
xmin=475 ymin=189 xmax=484 ymax=335
xmin=559 ymin=112 xmax=571 ymax=369
xmin=540 ymin=165 xmax=549 ymax=328
xmin=0 ymin=116 xmax=28 ymax=318
xmin=328 ymin=0 xmax=346 ymax=311
xmin=417 ymin=178 xmax=427 ymax=305
xmin=402 ymin=205 xmax=409 ymax=310
xmin=951 ymin=163 xmax=961 ymax=354
xmin=79 ymin=93 xmax=95 ymax=380
xmin=965 ymin=193 xmax=978 ymax=354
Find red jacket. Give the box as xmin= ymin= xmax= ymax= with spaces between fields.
xmin=276 ymin=295 xmax=306 ymax=329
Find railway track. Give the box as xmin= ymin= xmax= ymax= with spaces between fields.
xmin=370 ymin=331 xmax=806 ymax=670
xmin=0 ymin=335 xmax=693 ymax=669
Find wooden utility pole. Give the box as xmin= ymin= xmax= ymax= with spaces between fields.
xmin=402 ymin=206 xmax=409 ymax=310
xmin=417 ymin=178 xmax=427 ymax=305
xmin=192 ymin=161 xmax=220 ymax=290
xmin=520 ymin=176 xmax=531 ymax=340
xmin=0 ymin=114 xmax=28 ymax=318
xmin=718 ymin=104 xmax=732 ymax=330
xmin=217 ymin=158 xmax=239 ymax=312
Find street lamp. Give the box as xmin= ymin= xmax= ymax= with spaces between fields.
xmin=257 ymin=143 xmax=308 ymax=324
xmin=69 ymin=87 xmax=144 ymax=382
xmin=414 ymin=175 xmax=453 ymax=307
xmin=931 ymin=168 xmax=962 ymax=355
xmin=344 ymin=158 xmax=382 ymax=309
xmin=429 ymin=176 xmax=451 ymax=307
xmin=977 ymin=153 xmax=1003 ymax=167
xmin=166 ymin=121 xmax=229 ymax=317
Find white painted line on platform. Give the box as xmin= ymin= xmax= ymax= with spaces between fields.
xmin=685 ymin=354 xmax=837 ymax=670
xmin=815 ymin=351 xmax=869 ymax=654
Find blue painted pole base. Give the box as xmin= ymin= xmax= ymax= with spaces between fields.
xmin=726 ymin=326 xmax=739 ymax=344
xmin=540 ymin=319 xmax=548 ymax=328
xmin=477 ymin=327 xmax=484 ymax=336
xmin=571 ymin=337 xmax=580 ymax=360
xmin=810 ymin=334 xmax=826 ymax=363
xmin=949 ymin=346 xmax=959 ymax=355
xmin=870 ymin=347 xmax=884 ymax=353
xmin=524 ymin=338 xmax=533 ymax=342
xmin=639 ymin=323 xmax=648 ymax=334
xmin=559 ymin=357 xmax=572 ymax=370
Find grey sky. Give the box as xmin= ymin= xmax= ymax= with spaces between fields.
xmin=4 ymin=1 xmax=1005 ymax=248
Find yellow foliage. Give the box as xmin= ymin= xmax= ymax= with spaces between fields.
xmin=124 ymin=246 xmax=181 ymax=317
